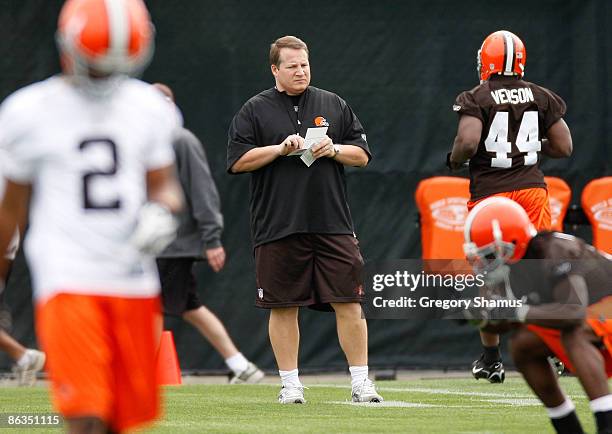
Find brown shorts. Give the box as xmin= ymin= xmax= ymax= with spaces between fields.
xmin=156 ymin=258 xmax=203 ymax=316
xmin=254 ymin=234 xmax=364 ymax=311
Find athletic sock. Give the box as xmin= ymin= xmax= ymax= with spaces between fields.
xmin=225 ymin=352 xmax=249 ymax=375
xmin=482 ymin=345 xmax=501 ymax=364
xmin=550 ymin=413 xmax=584 ymax=434
xmin=547 ymin=399 xmax=584 ymax=434
xmin=591 ymin=395 xmax=612 ymax=434
xmin=279 ymin=369 xmax=301 ymax=388
xmin=595 ymin=411 xmax=612 ymax=434
xmin=349 ymin=365 xmax=369 ymax=390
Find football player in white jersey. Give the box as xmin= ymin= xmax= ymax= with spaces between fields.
xmin=0 ymin=0 xmax=183 ymax=432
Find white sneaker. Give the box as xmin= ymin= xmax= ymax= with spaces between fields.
xmin=352 ymin=378 xmax=383 ymax=403
xmin=278 ymin=385 xmax=306 ymax=404
xmin=229 ymin=362 xmax=265 ymax=384
xmin=13 ymin=349 xmax=46 ymax=386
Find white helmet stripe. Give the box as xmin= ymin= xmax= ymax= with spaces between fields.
xmin=503 ymin=31 xmax=514 ymax=74
xmin=492 ymin=219 xmax=503 ymax=243
xmin=105 ymin=0 xmax=130 ymax=57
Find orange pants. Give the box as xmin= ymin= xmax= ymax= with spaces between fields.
xmin=526 ymin=297 xmax=612 ymax=377
xmin=527 ymin=321 xmax=612 ymax=378
xmin=36 ymin=293 xmax=162 ymax=432
xmin=468 ymin=187 xmax=551 ymax=231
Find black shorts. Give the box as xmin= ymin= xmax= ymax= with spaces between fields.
xmin=254 ymin=234 xmax=364 ymax=311
xmin=156 ymin=257 xmax=202 ymax=316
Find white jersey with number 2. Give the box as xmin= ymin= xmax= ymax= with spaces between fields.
xmin=0 ymin=76 xmax=179 ymax=301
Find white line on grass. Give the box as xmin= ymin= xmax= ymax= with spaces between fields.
xmin=254 ymin=382 xmax=585 ymax=401
xmin=485 ymin=398 xmax=541 ymax=406
xmin=309 ymin=384 xmax=533 ymax=399
xmin=381 ymin=386 xmax=532 ymax=398
xmin=324 ymin=401 xmax=504 ymax=409
xmin=326 ymin=400 xmax=440 ymax=408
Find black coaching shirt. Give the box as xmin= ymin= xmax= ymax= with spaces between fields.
xmin=227 ymin=86 xmax=371 ymax=247
xmin=453 ymin=76 xmax=567 ymax=200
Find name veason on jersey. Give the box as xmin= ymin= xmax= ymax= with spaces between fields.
xmin=490 ymin=88 xmax=534 ymax=105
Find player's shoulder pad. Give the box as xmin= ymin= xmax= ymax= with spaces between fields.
xmin=522 ymin=80 xmax=564 ymax=103
xmin=123 ymin=79 xmax=183 ymax=129
xmin=520 ymin=79 xmax=549 ymax=93
xmin=0 ymin=77 xmax=59 ymax=121
xmin=457 ymin=82 xmax=484 ymax=97
xmin=528 ymin=231 xmax=579 ymax=256
xmin=528 ymin=231 xmax=584 ymax=277
xmin=454 ymin=82 xmax=481 ymax=101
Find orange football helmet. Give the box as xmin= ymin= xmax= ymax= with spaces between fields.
xmin=477 ymin=30 xmax=526 ymax=83
xmin=56 ymin=0 xmax=154 ymax=77
xmin=463 ymin=197 xmax=536 ymax=272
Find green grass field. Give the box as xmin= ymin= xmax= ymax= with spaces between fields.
xmin=0 ymin=377 xmax=600 ymax=433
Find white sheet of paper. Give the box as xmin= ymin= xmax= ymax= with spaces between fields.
xmin=288 ymin=127 xmax=328 ymax=167
xmin=303 ymin=127 xmax=328 ymax=148
xmin=300 ymin=149 xmax=316 ymax=167
xmin=288 ymin=127 xmax=328 ymax=156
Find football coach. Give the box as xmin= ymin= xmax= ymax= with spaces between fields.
xmin=227 ymin=35 xmax=383 ymax=404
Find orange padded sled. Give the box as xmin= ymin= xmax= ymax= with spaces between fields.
xmin=415 ymin=177 xmax=470 ymax=260
xmin=582 ymin=177 xmax=612 ymax=254
xmin=544 ymin=176 xmax=571 ymax=232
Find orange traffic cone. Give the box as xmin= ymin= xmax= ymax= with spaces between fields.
xmin=156 ymin=330 xmax=182 ymax=385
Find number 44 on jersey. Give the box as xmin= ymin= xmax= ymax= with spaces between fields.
xmin=485 ymin=111 xmax=540 ymax=168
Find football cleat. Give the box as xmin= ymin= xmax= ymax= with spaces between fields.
xmin=352 ymin=378 xmax=384 ymax=403
xmin=229 ymin=362 xmax=265 ymax=384
xmin=12 ymin=349 xmax=46 ymax=387
xmin=278 ymin=385 xmax=306 ymax=404
xmin=549 ymin=357 xmax=565 ymax=377
xmin=472 ymin=354 xmax=505 ymax=383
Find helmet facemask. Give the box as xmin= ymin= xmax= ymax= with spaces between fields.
xmin=464 ymin=219 xmax=516 ymax=275
xmin=476 ymin=48 xmax=484 ymax=84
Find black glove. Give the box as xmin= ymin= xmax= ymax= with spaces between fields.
xmin=446 ymin=152 xmax=453 ymax=170
xmin=446 ymin=152 xmax=470 ymax=170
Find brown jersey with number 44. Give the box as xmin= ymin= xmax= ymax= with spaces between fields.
xmin=453 ymin=76 xmax=566 ymax=200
